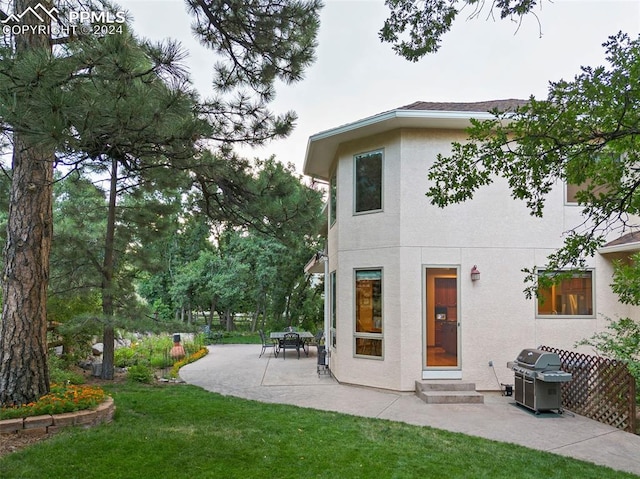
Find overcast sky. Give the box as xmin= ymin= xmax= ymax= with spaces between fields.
xmin=125 ymin=0 xmax=640 ymax=173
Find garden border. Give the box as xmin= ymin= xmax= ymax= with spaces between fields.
xmin=0 ymin=396 xmax=115 ymax=437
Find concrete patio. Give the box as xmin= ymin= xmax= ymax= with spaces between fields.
xmin=179 ymin=343 xmax=640 ymax=477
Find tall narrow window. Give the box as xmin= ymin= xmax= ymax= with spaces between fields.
xmin=330 ymin=270 xmax=337 ymax=348
xmin=329 ymin=174 xmax=337 ymax=226
xmin=354 ymin=269 xmax=383 ymax=358
xmin=354 ymin=150 xmax=383 ymax=213
xmin=537 ymin=270 xmax=594 ymax=317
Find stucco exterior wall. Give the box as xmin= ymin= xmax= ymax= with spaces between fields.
xmin=325 ymin=126 xmax=635 ymax=392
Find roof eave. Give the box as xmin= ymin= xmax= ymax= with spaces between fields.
xmin=598 ymin=242 xmax=640 ymax=255
xmin=302 ymin=109 xmax=497 ymax=180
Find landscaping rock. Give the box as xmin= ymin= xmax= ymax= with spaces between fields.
xmin=91 ymin=343 xmax=103 ymax=356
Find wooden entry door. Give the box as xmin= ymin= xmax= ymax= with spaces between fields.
xmin=425 ymin=268 xmax=459 ymax=367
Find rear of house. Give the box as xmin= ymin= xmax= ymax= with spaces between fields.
xmin=303 ymin=100 xmax=639 ymax=392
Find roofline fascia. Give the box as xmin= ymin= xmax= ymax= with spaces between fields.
xmin=308 ymin=109 xmax=498 ymax=144
xmin=598 ymin=243 xmax=640 ymax=254
xmin=303 ymin=108 xmax=513 ymax=180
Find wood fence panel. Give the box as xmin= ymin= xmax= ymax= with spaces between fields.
xmin=540 ymin=346 xmax=636 ymax=433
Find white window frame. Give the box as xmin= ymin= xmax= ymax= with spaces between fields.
xmin=329 ymin=172 xmax=337 ymax=227
xmin=330 ymin=270 xmax=337 ymax=349
xmin=536 ymin=269 xmax=596 ymax=319
xmin=353 ymin=268 xmax=384 ymax=359
xmin=353 ymin=149 xmax=384 ymax=215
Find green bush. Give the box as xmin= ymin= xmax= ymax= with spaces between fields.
xmin=150 ymin=353 xmax=172 ymax=369
xmin=576 ymin=316 xmax=640 ymax=404
xmin=127 ymin=364 xmax=154 ymax=384
xmin=114 ymin=347 xmax=137 ymax=367
xmin=48 ymin=355 xmax=85 ymax=385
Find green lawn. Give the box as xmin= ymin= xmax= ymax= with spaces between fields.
xmin=0 ymin=382 xmax=635 ymax=479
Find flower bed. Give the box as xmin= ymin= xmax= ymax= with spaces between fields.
xmin=1 ymin=384 xmax=114 ymax=438
xmin=0 ymin=397 xmax=114 ymax=437
xmin=169 ymin=347 xmax=208 ymax=378
xmin=1 ymin=384 xmax=106 ymax=420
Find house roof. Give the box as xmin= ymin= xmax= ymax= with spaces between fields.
xmin=599 ymin=231 xmax=640 ymax=254
xmin=398 ymin=99 xmax=528 ymax=112
xmin=303 ymin=99 xmax=528 ymax=180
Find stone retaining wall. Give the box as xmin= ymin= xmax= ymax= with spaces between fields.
xmin=0 ymin=396 xmax=115 ymax=436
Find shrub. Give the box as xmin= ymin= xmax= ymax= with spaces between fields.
xmin=114 ymin=347 xmax=137 ymax=367
xmin=127 ymin=364 xmax=155 ymax=384
xmin=149 ymin=353 xmax=172 ymax=369
xmin=576 ymin=316 xmax=640 ymax=403
xmin=49 ymin=355 xmax=85 ymax=385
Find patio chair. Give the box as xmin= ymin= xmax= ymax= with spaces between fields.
xmin=259 ymin=329 xmax=277 ymax=358
xmin=280 ymin=332 xmax=301 ymax=359
xmin=312 ymin=330 xmax=324 ymax=346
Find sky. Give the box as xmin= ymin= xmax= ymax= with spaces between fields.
xmin=124 ymin=0 xmax=640 ymax=173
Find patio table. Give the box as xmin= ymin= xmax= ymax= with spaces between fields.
xmin=270 ymin=331 xmax=314 ymax=357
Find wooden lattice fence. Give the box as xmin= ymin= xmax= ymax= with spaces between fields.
xmin=540 ymin=345 xmax=637 ymax=433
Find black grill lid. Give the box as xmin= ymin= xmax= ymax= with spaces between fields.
xmin=515 ymin=348 xmax=562 ymax=370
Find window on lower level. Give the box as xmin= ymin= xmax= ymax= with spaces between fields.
xmin=330 ymin=270 xmax=337 ymax=349
xmin=537 ymin=270 xmax=594 ymax=317
xmin=354 ymin=269 xmax=383 ymax=358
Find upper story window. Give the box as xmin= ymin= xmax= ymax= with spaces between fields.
xmin=537 ymin=270 xmax=594 ymax=317
xmin=565 ymin=153 xmax=617 ymax=204
xmin=566 ymin=181 xmax=610 ymax=204
xmin=329 ymin=174 xmax=337 ymax=226
xmin=354 ymin=150 xmax=383 ymax=214
xmin=565 ymin=182 xmax=584 ymax=204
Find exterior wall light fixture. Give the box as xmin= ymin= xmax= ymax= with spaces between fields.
xmin=470 ymin=265 xmax=481 ymax=281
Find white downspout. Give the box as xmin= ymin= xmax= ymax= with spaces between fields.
xmin=323 ymin=251 xmax=330 ymax=369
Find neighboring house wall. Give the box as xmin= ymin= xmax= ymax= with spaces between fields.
xmin=318 ymin=120 xmax=638 ymax=392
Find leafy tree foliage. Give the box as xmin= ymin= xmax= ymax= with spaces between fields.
xmin=426 ymin=33 xmax=640 ymax=297
xmin=136 ymin=214 xmax=215 ymax=323
xmin=576 ymin=316 xmax=640 ymax=402
xmin=49 ymin=167 xmax=190 ymax=378
xmin=140 ymin=158 xmax=325 ymax=333
xmin=380 ymin=0 xmax=542 ymax=61
xmin=197 ymin=156 xmax=323 ymax=244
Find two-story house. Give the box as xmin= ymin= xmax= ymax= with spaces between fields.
xmin=303 ymin=100 xmax=638 ymax=392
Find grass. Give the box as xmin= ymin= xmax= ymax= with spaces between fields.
xmin=0 ymin=382 xmax=635 ymax=479
xmin=214 ymin=331 xmax=261 ymax=344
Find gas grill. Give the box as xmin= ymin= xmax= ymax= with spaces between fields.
xmin=507 ymin=348 xmax=572 ymax=414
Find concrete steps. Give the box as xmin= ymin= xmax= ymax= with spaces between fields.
xmin=415 ymin=380 xmax=484 ymax=404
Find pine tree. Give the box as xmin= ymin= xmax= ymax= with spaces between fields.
xmin=0 ymin=0 xmax=321 ymax=405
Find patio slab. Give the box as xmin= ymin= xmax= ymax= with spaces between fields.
xmin=179 ymin=344 xmax=640 ymax=477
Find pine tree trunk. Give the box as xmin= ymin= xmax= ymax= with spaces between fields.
xmin=101 ymin=157 xmax=118 ymax=380
xmin=0 ymin=138 xmax=54 ymax=405
xmin=209 ymin=299 xmax=216 ymax=329
xmin=0 ymin=0 xmax=54 ymax=406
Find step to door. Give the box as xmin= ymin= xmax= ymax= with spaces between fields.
xmin=415 ymin=381 xmax=484 ymax=404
